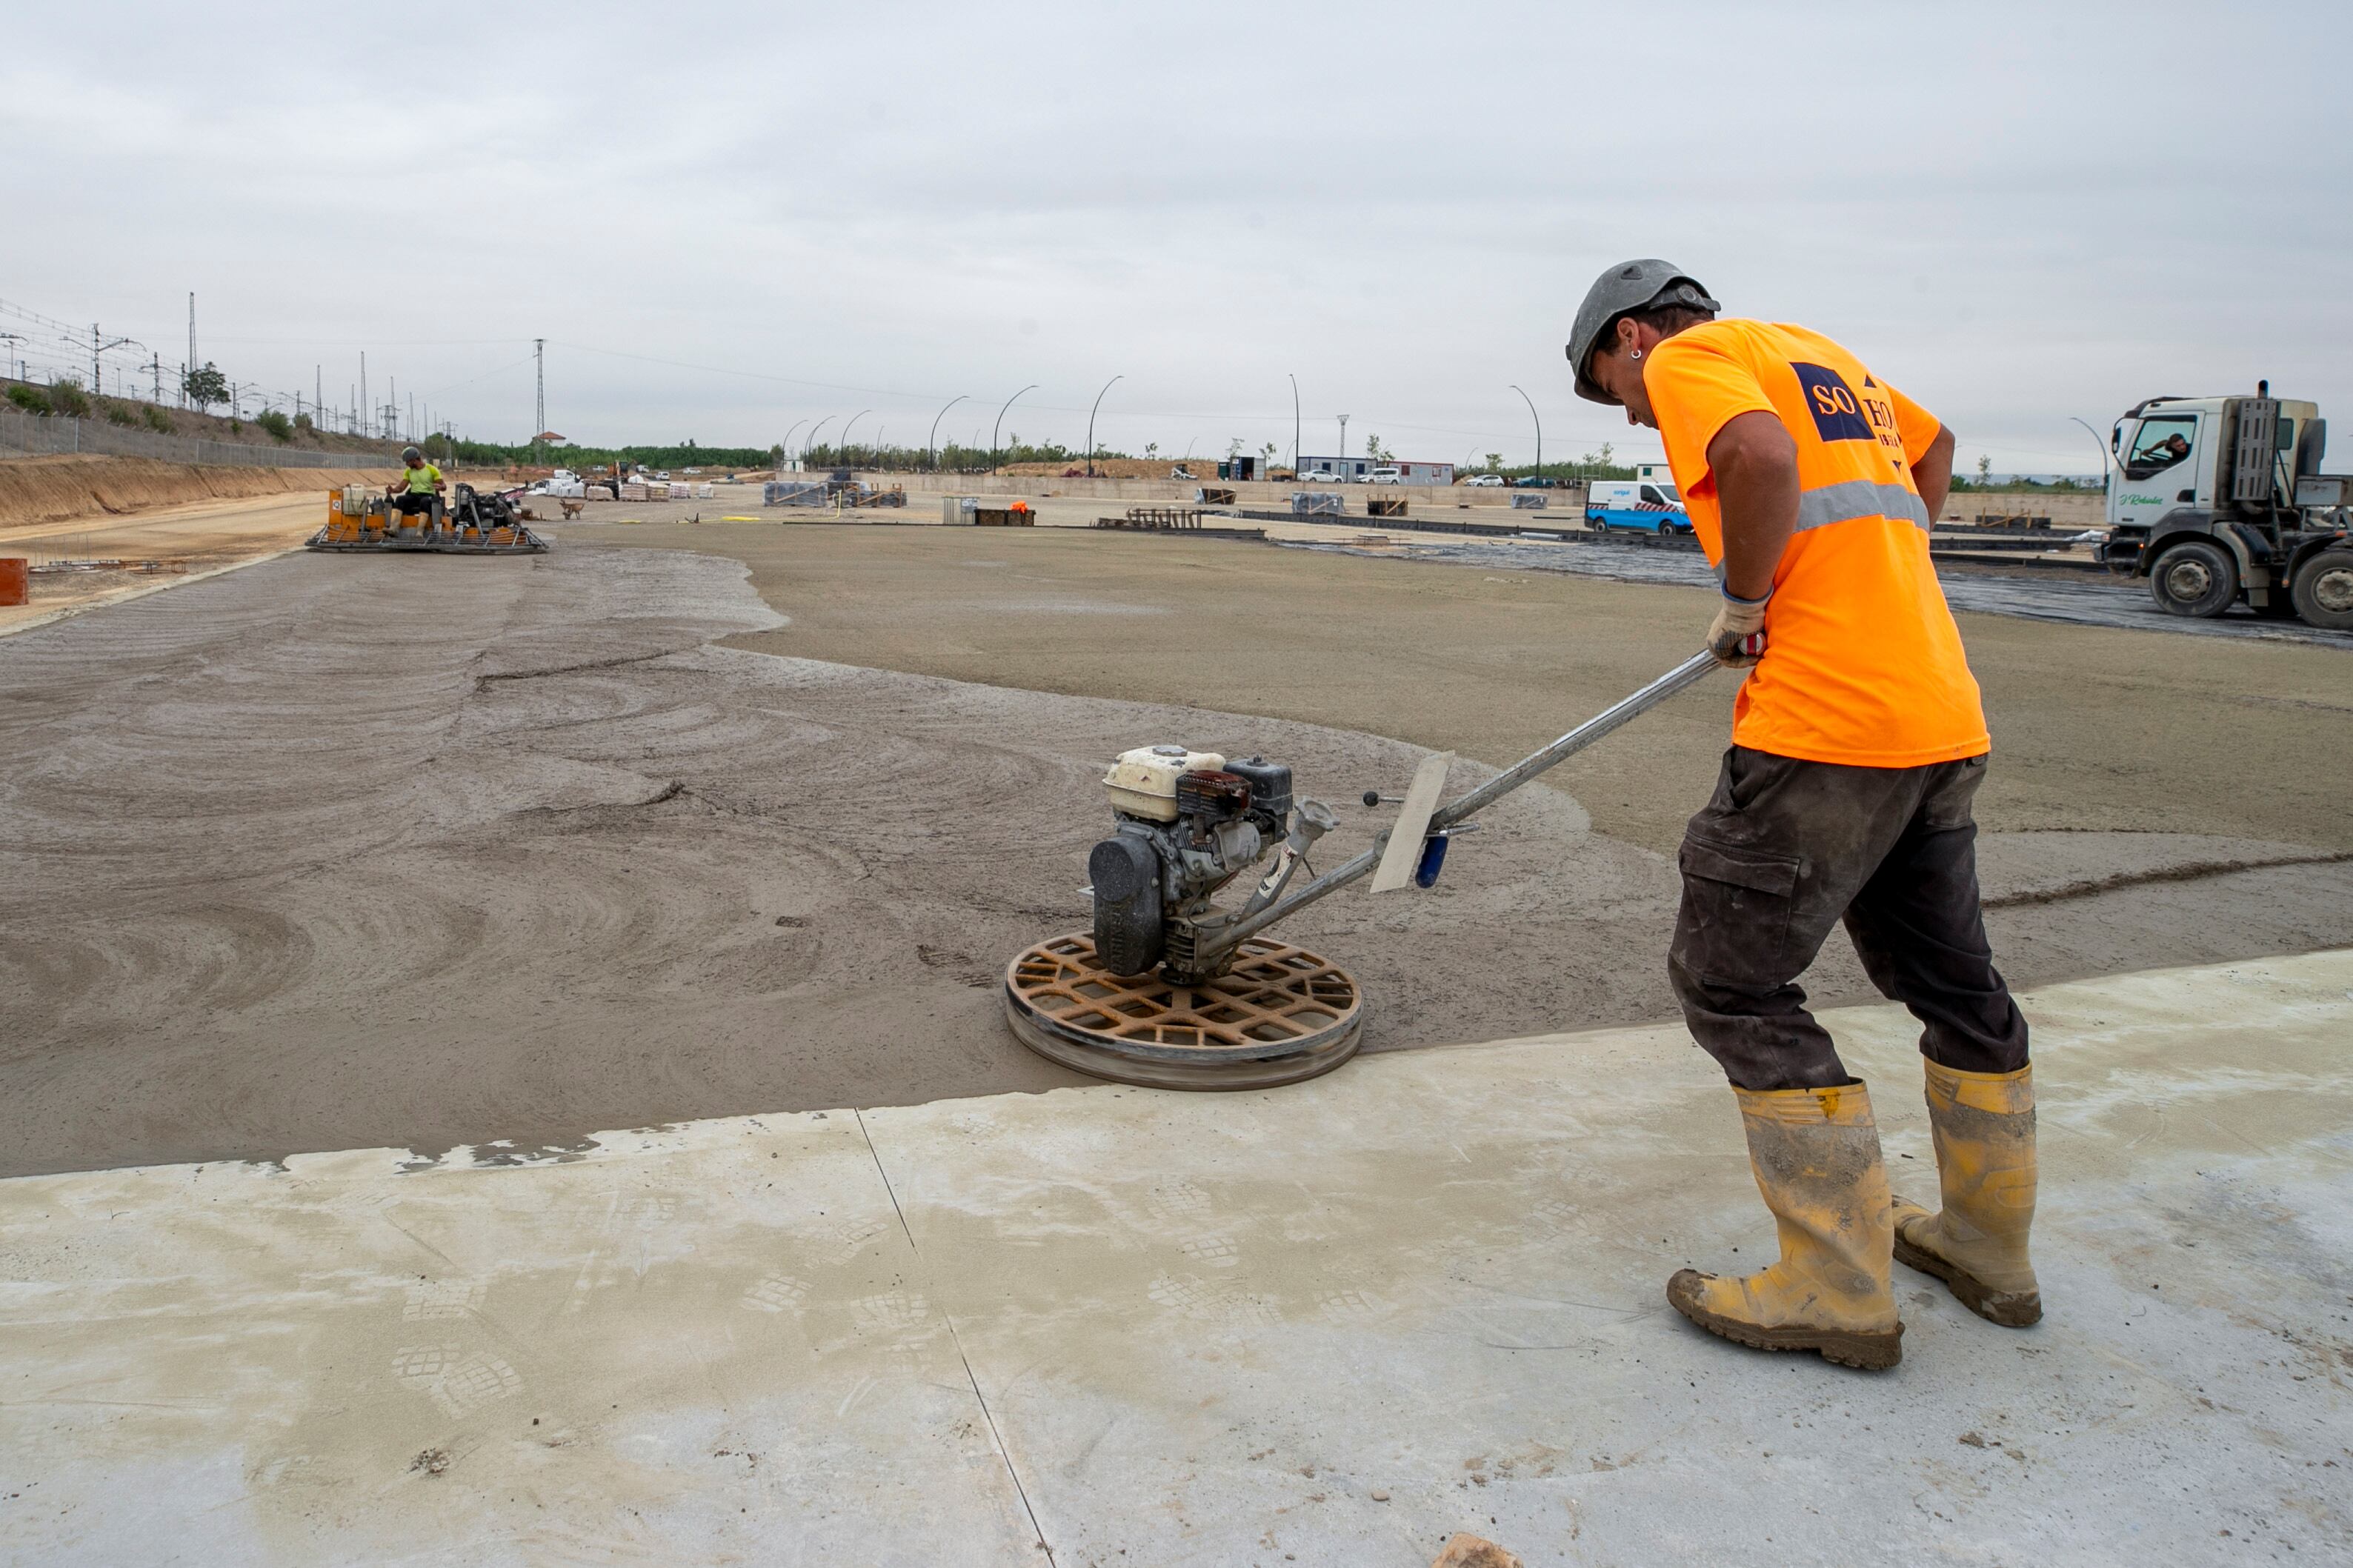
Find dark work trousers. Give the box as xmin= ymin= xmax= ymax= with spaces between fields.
xmin=1668 ymin=746 xmax=2030 ymax=1092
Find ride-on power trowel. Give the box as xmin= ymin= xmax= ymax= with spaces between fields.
xmin=307 ymin=484 xmax=549 ymax=555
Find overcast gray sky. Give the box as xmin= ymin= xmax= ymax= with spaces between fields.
xmin=9 ymin=1 xmax=2349 ymax=473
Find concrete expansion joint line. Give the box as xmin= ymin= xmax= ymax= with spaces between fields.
xmin=853 ymin=1108 xmax=1059 ymax=1565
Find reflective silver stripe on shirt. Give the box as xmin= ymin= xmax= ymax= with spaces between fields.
xmin=1794 ymin=478 xmax=1931 ymax=534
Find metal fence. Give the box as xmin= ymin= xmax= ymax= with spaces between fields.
xmin=0 ymin=407 xmax=397 ymax=469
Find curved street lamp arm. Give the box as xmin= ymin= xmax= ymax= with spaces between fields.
xmin=992 ymin=384 xmax=1038 ymax=476
xmin=929 ymin=395 xmax=970 ymax=470
xmin=837 ymin=409 xmax=871 ymax=464
xmin=1509 ymin=384 xmax=1542 ymax=479
xmin=801 ymin=416 xmax=833 ymax=463
xmin=1085 ymin=375 xmax=1123 ymax=477
xmin=2067 ymin=416 xmax=2113 ymax=485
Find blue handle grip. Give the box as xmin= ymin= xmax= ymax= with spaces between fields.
xmin=1414 ymin=833 xmax=1448 ymax=889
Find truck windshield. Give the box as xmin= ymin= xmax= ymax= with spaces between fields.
xmin=2123 ymin=416 xmax=2197 ymax=480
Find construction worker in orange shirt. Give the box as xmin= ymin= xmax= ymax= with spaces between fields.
xmin=1568 ymin=260 xmax=2039 ymax=1371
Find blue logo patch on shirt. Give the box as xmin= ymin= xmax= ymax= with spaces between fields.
xmin=1791 ymin=362 xmax=1874 ymax=443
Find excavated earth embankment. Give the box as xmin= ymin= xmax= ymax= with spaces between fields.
xmin=0 ymin=454 xmax=418 ymax=532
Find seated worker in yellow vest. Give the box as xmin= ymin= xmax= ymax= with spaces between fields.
xmin=387 ymin=447 xmax=445 ymax=520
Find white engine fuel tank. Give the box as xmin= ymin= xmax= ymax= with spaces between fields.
xmin=1104 ymin=744 xmax=1225 ymax=822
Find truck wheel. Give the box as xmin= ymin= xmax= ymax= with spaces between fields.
xmin=2289 ymin=547 xmax=2353 ymax=630
xmin=2148 ymin=540 xmax=2238 ymax=618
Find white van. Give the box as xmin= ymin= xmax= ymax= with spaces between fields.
xmin=1585 ymin=478 xmax=1694 ymax=536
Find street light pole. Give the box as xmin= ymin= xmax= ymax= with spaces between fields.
xmin=992 ymin=384 xmax=1037 ymax=477
xmin=782 ymin=418 xmax=809 ymax=465
xmin=2068 ymin=416 xmax=2113 ymax=490
xmin=1288 ymin=373 xmax=1300 ymax=470
xmin=802 ymin=416 xmax=833 ymax=468
xmin=929 ymin=394 xmax=969 ymax=472
xmin=1509 ymin=385 xmax=1542 ymax=482
xmin=837 ymin=409 xmax=871 ymax=469
xmin=1337 ymin=413 xmax=1350 ymax=468
xmin=1085 ymin=375 xmax=1122 ymax=478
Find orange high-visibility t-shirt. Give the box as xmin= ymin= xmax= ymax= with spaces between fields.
xmin=1643 ymin=318 xmax=1989 ymax=767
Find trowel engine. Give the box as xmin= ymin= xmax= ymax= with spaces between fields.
xmin=1088 ymin=746 xmax=1337 ymax=984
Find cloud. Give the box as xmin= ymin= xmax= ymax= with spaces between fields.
xmin=7 ymin=0 xmax=2349 ymax=471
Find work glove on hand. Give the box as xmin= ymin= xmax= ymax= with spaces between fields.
xmin=1707 ymin=587 xmax=1771 ymax=667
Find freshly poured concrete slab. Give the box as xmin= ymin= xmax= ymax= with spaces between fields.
xmin=4 ymin=953 xmax=2349 ymax=1564
xmin=0 ymin=1112 xmax=1043 ymax=1566
xmin=867 ymin=953 xmax=2353 ymax=1564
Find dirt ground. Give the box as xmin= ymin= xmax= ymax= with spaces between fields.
xmin=4 ymin=525 xmax=2349 ymax=1178
xmin=0 ymin=492 xmax=325 ymax=634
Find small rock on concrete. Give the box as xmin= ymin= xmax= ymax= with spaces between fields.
xmin=1432 ymin=1534 xmax=1522 ymax=1568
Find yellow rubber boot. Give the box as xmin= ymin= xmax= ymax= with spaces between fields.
xmin=1892 ymin=1061 xmax=2040 ymax=1327
xmin=1668 ymin=1082 xmax=1903 ymax=1370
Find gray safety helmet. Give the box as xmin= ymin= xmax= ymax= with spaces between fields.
xmin=402 ymin=445 xmax=422 ymax=462
xmin=1567 ymin=259 xmax=1720 ymax=405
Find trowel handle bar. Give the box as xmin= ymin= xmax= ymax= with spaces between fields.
xmin=1428 ymin=650 xmax=1718 ymax=831
xmin=1202 ymin=650 xmax=1720 ymax=961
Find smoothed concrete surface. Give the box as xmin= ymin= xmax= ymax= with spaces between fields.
xmin=4 ymin=953 xmax=2348 ymax=1565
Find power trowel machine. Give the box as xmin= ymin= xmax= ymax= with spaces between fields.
xmin=1002 ymin=651 xmax=1721 ymax=1089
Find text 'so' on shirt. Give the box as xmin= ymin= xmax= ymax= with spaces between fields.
xmin=1642 ymin=318 xmax=1989 ymax=767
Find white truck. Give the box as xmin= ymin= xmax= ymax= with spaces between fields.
xmin=2100 ymin=384 xmax=2353 ymax=628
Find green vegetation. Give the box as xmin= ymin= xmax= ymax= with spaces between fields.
xmin=427 ymin=435 xmax=781 ymax=469
xmin=182 ymin=361 xmax=228 ymax=412
xmin=7 ymin=384 xmax=50 ymax=415
xmin=144 ymin=405 xmax=173 ymax=432
xmin=47 ymin=378 xmax=90 ymax=418
xmin=103 ymin=399 xmax=140 ymax=427
xmin=293 ymin=411 xmax=314 ymax=434
xmin=253 ymin=410 xmax=293 ymax=441
xmin=1950 ymin=476 xmax=2103 ymax=493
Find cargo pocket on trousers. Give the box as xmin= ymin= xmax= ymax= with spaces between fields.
xmin=1673 ymin=835 xmax=1803 ymax=988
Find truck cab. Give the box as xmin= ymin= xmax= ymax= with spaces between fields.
xmin=2103 ymin=388 xmax=2353 ymax=627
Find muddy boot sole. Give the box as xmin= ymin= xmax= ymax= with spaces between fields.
xmin=1891 ymin=1232 xmax=2042 ymax=1327
xmin=1665 ymin=1270 xmax=1903 ymax=1370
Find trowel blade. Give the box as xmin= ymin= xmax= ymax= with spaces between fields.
xmin=1371 ymin=750 xmax=1452 ymax=893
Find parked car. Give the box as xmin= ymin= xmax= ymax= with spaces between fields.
xmin=1302 ymin=467 xmax=1339 ymax=484
xmin=1514 ymin=475 xmax=1559 ymax=489
xmin=1465 ymin=473 xmax=1506 ymax=488
xmin=1368 ymin=466 xmax=1403 ymax=485
xmin=1586 ymin=479 xmax=1694 ymax=536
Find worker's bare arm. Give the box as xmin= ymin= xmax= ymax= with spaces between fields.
xmin=1911 ymin=424 xmax=1955 ymax=523
xmin=1707 ymin=410 xmax=1800 ymax=601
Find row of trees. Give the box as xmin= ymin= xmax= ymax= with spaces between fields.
xmin=436 ymin=436 xmax=780 ymax=469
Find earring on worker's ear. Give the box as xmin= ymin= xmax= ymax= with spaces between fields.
xmin=1630 ymin=349 xmax=1642 ymax=359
